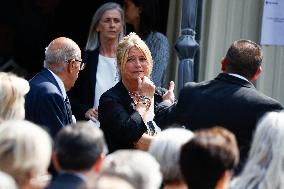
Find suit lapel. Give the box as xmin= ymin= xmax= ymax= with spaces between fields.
xmin=41 ymin=68 xmax=64 ymax=96
xmin=41 ymin=68 xmax=72 ymax=124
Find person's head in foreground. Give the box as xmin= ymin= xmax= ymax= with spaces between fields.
xmin=101 ymin=149 xmax=162 ymax=189
xmin=0 ymin=72 xmax=29 ymax=122
xmin=180 ymin=127 xmax=239 ymax=189
xmin=0 ymin=120 xmax=52 ymax=189
xmin=148 ymin=128 xmax=194 ymax=188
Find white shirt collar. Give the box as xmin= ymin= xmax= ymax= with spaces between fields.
xmin=47 ymin=69 xmax=67 ymax=99
xmin=228 ymin=73 xmax=249 ymax=82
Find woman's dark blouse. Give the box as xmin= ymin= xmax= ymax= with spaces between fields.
xmin=98 ymin=81 xmax=166 ymax=153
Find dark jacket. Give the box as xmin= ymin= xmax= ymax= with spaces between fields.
xmin=68 ymin=48 xmax=99 ymax=120
xmin=98 ymin=81 xmax=167 ymax=153
xmin=46 ymin=173 xmax=85 ymax=189
xmin=155 ymin=73 xmax=283 ymax=172
xmin=25 ymin=68 xmax=72 ymax=138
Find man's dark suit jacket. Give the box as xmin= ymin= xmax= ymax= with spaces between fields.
xmin=25 ymin=68 xmax=72 ymax=138
xmin=45 ymin=173 xmax=85 ymax=189
xmin=155 ymin=73 xmax=283 ymax=171
xmin=99 ymin=81 xmax=166 ymax=153
xmin=68 ymin=49 xmax=99 ymax=120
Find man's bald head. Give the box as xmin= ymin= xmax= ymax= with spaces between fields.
xmin=44 ymin=37 xmax=81 ymax=71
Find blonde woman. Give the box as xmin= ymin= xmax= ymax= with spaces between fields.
xmin=0 ymin=120 xmax=52 ymax=189
xmin=0 ymin=72 xmax=29 ymax=122
xmin=98 ymin=32 xmax=174 ymax=152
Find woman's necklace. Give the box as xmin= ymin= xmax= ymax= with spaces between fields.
xmin=128 ymin=91 xmax=140 ymax=105
xmin=128 ymin=91 xmax=156 ymax=136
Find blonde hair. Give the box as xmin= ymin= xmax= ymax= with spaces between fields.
xmin=0 ymin=120 xmax=52 ymax=186
xmin=0 ymin=72 xmax=29 ymax=121
xmin=117 ymin=32 xmax=153 ymax=76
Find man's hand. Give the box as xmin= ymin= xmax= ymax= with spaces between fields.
xmin=162 ymin=81 xmax=175 ymax=105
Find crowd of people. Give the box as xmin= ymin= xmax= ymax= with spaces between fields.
xmin=0 ymin=1 xmax=284 ymax=189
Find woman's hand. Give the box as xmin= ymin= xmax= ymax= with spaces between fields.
xmin=85 ymin=108 xmax=98 ymax=121
xmin=138 ymin=76 xmax=155 ymax=98
xmin=134 ymin=133 xmax=154 ymax=151
xmin=162 ymin=81 xmax=175 ymax=105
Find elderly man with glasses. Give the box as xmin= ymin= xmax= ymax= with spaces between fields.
xmin=25 ymin=37 xmax=84 ymax=138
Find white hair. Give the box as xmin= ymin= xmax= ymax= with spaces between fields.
xmin=231 ymin=111 xmax=284 ymax=189
xmin=0 ymin=72 xmax=29 ymax=121
xmin=148 ymin=128 xmax=194 ymax=182
xmin=93 ymin=173 xmax=135 ymax=189
xmin=102 ymin=150 xmax=162 ymax=189
xmin=0 ymin=120 xmax=52 ymax=186
xmin=43 ymin=37 xmax=81 ymax=72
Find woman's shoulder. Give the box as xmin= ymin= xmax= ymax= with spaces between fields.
xmin=101 ymin=82 xmax=125 ymax=98
xmin=145 ymin=31 xmax=169 ymax=50
xmin=84 ymin=48 xmax=100 ymax=57
xmin=147 ymin=31 xmax=168 ymax=42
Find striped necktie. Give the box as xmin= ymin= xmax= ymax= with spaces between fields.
xmin=64 ymin=96 xmax=73 ymax=124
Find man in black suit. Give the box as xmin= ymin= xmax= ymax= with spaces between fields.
xmin=155 ymin=39 xmax=283 ymax=172
xmin=46 ymin=122 xmax=108 ymax=189
xmin=25 ymin=37 xmax=85 ymax=138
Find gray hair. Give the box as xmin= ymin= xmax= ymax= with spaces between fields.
xmin=101 ymin=150 xmax=162 ymax=189
xmin=85 ymin=2 xmax=125 ymax=51
xmin=231 ymin=111 xmax=284 ymax=189
xmin=43 ymin=37 xmax=81 ymax=72
xmin=93 ymin=172 xmax=135 ymax=189
xmin=0 ymin=120 xmax=52 ymax=187
xmin=148 ymin=128 xmax=194 ymax=183
xmin=0 ymin=72 xmax=29 ymax=121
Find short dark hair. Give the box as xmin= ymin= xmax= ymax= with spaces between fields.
xmin=128 ymin=0 xmax=160 ymax=37
xmin=180 ymin=127 xmax=239 ymax=189
xmin=54 ymin=122 xmax=108 ymax=171
xmin=225 ymin=39 xmax=263 ymax=79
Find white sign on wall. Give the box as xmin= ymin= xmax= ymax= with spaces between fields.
xmin=261 ymin=0 xmax=284 ymax=45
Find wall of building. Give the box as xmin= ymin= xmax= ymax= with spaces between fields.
xmin=197 ymin=0 xmax=284 ymax=104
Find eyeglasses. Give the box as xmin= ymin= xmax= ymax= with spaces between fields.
xmin=66 ymin=59 xmax=85 ymax=71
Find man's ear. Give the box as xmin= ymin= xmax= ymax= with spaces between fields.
xmin=221 ymin=57 xmax=228 ymax=72
xmin=215 ymin=170 xmax=231 ymax=189
xmin=252 ymin=66 xmax=262 ymax=81
xmin=92 ymin=154 xmax=105 ymax=173
xmin=52 ymin=152 xmax=62 ymax=172
xmin=67 ymin=61 xmax=74 ymax=73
